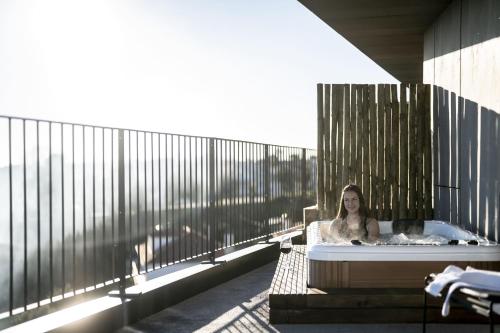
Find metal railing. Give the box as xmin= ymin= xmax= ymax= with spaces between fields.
xmin=0 ymin=115 xmax=317 ymax=318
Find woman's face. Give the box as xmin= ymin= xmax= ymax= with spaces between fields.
xmin=343 ymin=190 xmax=360 ymax=214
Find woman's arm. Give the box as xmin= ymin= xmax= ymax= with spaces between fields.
xmin=366 ymin=218 xmax=380 ymax=242
xmin=328 ymin=219 xmax=342 ymax=242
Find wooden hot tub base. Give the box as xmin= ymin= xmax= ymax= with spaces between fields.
xmin=269 ymin=246 xmax=495 ymax=324
xmin=308 ymin=259 xmax=500 ymax=289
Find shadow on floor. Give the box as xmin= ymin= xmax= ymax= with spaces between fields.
xmin=117 ymin=261 xmax=497 ymax=333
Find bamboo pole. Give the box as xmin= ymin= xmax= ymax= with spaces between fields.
xmin=337 ymin=85 xmax=345 ymax=194
xmin=384 ymin=84 xmax=392 ymax=219
xmin=329 ymin=85 xmax=338 ymax=217
xmin=350 ymin=85 xmax=357 ymax=184
xmin=423 ymin=84 xmax=433 ymax=219
xmin=391 ymin=84 xmax=399 ymax=220
xmin=369 ymin=85 xmax=377 ymax=215
xmin=399 ymin=83 xmax=408 ymax=219
xmin=324 ymin=84 xmax=331 ymax=202
xmin=416 ymin=84 xmax=425 ymax=219
xmin=317 ymin=84 xmax=325 ymax=212
xmin=356 ymin=85 xmax=363 ymax=188
xmin=344 ymin=84 xmax=351 ymax=186
xmin=377 ymin=84 xmax=385 ymax=220
xmin=408 ymin=84 xmax=417 ymax=218
xmin=362 ymin=85 xmax=370 ymax=200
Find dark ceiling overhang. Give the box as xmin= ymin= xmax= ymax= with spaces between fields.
xmin=298 ymin=0 xmax=452 ymax=82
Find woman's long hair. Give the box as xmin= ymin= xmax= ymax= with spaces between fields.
xmin=336 ymin=184 xmax=369 ymax=219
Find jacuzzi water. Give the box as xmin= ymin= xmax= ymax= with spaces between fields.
xmin=307 ymin=220 xmax=500 ymax=261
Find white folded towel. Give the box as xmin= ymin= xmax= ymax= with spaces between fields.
xmin=425 ymin=265 xmax=464 ymax=296
xmin=425 ymin=265 xmax=500 ymax=316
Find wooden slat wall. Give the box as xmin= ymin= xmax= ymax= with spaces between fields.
xmin=317 ymin=83 xmax=432 ymax=220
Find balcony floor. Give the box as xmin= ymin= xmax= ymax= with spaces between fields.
xmin=117 ymin=260 xmax=496 ymax=333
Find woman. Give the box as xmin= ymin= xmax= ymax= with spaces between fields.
xmin=328 ymin=184 xmax=379 ymax=242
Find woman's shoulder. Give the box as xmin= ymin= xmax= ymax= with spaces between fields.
xmin=328 ymin=218 xmax=342 ymax=228
xmin=330 ymin=217 xmax=343 ymax=224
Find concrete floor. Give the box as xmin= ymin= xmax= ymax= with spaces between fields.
xmin=117 ymin=261 xmax=497 ymax=333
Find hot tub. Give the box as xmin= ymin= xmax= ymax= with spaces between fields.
xmin=307 ymin=220 xmax=500 ymax=289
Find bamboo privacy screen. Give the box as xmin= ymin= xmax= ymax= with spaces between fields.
xmin=317 ymin=83 xmax=432 ymax=220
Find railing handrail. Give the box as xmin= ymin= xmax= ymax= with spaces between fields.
xmin=0 ymin=114 xmax=316 ymax=151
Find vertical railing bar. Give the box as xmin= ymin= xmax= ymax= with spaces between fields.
xmin=226 ymin=140 xmax=230 ymax=246
xmin=209 ymin=138 xmax=215 ymax=261
xmin=165 ymin=134 xmax=169 ymax=266
xmin=111 ymin=131 xmax=115 ymax=278
xmin=128 ymin=131 xmax=133 ymax=274
xmin=262 ymin=144 xmax=266 ymax=237
xmin=136 ymin=131 xmax=140 ymax=271
xmin=143 ymin=132 xmax=148 ymax=271
xmin=36 ymin=121 xmax=41 ymax=306
xmin=102 ymin=128 xmax=106 ymax=283
xmin=189 ymin=136 xmax=193 ymax=258
xmin=288 ymin=146 xmax=291 ymax=229
xmin=244 ymin=143 xmax=247 ymax=239
xmin=93 ymin=127 xmax=97 ymax=287
xmin=23 ymin=119 xmax=28 ymax=309
xmin=49 ymin=122 xmax=53 ymax=301
xmin=228 ymin=141 xmax=231 ymax=246
xmin=171 ymin=135 xmax=175 ymax=263
xmin=292 ymin=147 xmax=294 ymax=227
xmin=237 ymin=141 xmax=241 ymax=243
xmin=6 ymin=120 xmax=14 ymax=311
xmin=151 ymin=132 xmax=155 ymax=269
xmin=177 ymin=135 xmax=181 ymax=262
xmin=245 ymin=143 xmax=248 ymax=240
xmin=158 ymin=133 xmax=162 ymax=267
xmin=253 ymin=143 xmax=256 ymax=238
xmin=232 ymin=141 xmax=236 ymax=245
xmin=213 ymin=139 xmax=217 ymax=250
xmin=116 ymin=129 xmax=126 ymax=294
xmin=194 ymin=137 xmax=198 ymax=256
xmin=242 ymin=142 xmax=245 ymax=242
xmin=255 ymin=144 xmax=258 ymax=237
xmin=61 ymin=124 xmax=65 ymax=296
xmin=72 ymin=124 xmax=76 ymax=295
xmin=262 ymin=144 xmax=265 ymax=237
xmin=275 ymin=145 xmax=278 ymax=234
xmin=82 ymin=126 xmax=87 ymax=291
xmin=249 ymin=143 xmax=253 ymax=239
xmin=270 ymin=145 xmax=273 ymax=234
xmin=220 ymin=140 xmax=224 ymax=248
xmin=287 ymin=146 xmax=290 ymax=229
xmin=290 ymin=147 xmax=293 ymax=227
xmin=202 ymin=138 xmax=206 ymax=253
xmin=183 ymin=136 xmax=187 ymax=260
xmin=264 ymin=144 xmax=269 ymax=240
xmin=9 ymin=118 xmax=13 ymax=314
xmin=253 ymin=144 xmax=257 ymax=238
xmin=217 ymin=140 xmax=220 ymax=249
xmin=225 ymin=140 xmax=228 ymax=247
xmin=256 ymin=144 xmax=259 ymax=237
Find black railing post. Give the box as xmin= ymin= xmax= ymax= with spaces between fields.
xmin=110 ymin=129 xmax=141 ymax=301
xmin=209 ymin=138 xmax=216 ymax=262
xmin=264 ymin=144 xmax=270 ymax=242
xmin=117 ymin=129 xmax=126 ymax=294
xmin=203 ymin=138 xmax=225 ymax=265
xmin=301 ymin=148 xmax=307 ymax=200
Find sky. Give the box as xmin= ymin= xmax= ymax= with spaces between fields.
xmin=0 ymin=0 xmax=398 ymax=149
